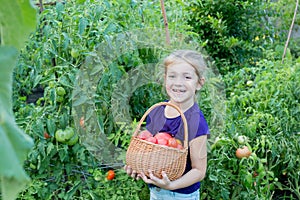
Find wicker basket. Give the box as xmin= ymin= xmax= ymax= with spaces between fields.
xmin=126 ymin=102 xmax=188 ymax=181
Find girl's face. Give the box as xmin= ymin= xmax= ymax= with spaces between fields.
xmin=165 ymin=61 xmax=201 ymax=108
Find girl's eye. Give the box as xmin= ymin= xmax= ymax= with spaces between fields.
xmin=185 ymin=76 xmax=192 ymax=79
xmin=168 ymin=75 xmax=175 ymax=78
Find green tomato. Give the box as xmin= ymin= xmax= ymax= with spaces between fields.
xmin=55 ymin=127 xmax=75 ymax=143
xmin=94 ymin=175 xmax=102 ymax=181
xmin=64 ymin=127 xmax=75 ymax=140
xmin=29 ymin=163 xmax=36 ymax=170
xmin=211 ymin=136 xmax=223 ymax=150
xmin=71 ymin=48 xmax=80 ymax=58
xmin=246 ymin=80 xmax=253 ymax=87
xmin=55 ymin=129 xmax=65 ymax=142
xmin=56 ymin=96 xmax=64 ymax=103
xmin=67 ymin=133 xmax=79 ymax=146
xmin=56 ymin=86 xmax=66 ymax=96
xmin=49 ymin=81 xmax=56 ymax=88
xmin=237 ymin=135 xmax=248 ymax=144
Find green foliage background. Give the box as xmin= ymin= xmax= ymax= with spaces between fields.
xmin=1 ymin=0 xmax=299 ymax=199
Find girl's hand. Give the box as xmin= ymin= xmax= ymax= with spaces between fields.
xmin=124 ymin=165 xmax=140 ymax=180
xmin=139 ymin=171 xmax=172 ymax=190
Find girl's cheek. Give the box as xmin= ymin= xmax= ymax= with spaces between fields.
xmin=165 ymin=85 xmax=171 ymax=91
xmin=166 ymin=78 xmax=176 ymax=85
xmin=165 ymin=79 xmax=171 ymax=87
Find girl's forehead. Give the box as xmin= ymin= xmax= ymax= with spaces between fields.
xmin=167 ymin=61 xmax=196 ymax=73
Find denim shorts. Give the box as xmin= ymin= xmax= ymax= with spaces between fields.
xmin=149 ymin=187 xmax=200 ymax=200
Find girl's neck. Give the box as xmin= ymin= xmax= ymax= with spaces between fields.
xmin=165 ymin=100 xmax=195 ymax=118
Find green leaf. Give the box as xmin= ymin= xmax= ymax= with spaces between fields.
xmin=0 ymin=0 xmax=37 ymax=50
xmin=0 ymin=47 xmax=34 ymax=200
xmin=79 ymin=17 xmax=88 ymax=35
xmin=0 ymin=47 xmax=17 ymax=110
xmin=64 ymin=181 xmax=82 ymax=200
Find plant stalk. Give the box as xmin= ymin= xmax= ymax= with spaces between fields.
xmin=282 ymin=0 xmax=299 ymax=63
xmin=160 ymin=0 xmax=170 ymax=45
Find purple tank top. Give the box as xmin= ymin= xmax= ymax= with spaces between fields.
xmin=146 ymin=102 xmax=209 ymax=194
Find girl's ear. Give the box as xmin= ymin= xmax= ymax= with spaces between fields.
xmin=197 ymin=77 xmax=205 ymax=90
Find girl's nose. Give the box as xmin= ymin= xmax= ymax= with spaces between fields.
xmin=174 ymin=76 xmax=184 ymax=85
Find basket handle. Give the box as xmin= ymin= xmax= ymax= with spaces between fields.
xmin=133 ymin=102 xmax=189 ymax=149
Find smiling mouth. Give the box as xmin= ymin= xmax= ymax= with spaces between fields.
xmin=172 ymin=89 xmax=186 ymax=93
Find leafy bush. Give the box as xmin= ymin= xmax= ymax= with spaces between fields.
xmin=186 ymin=0 xmax=290 ymax=74
xmin=202 ymin=51 xmax=300 ymax=199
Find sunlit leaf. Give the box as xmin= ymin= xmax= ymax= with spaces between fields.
xmin=0 ymin=0 xmax=37 ymax=49
xmin=0 ymin=47 xmax=34 ymax=200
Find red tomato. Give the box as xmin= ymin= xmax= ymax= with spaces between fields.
xmin=44 ymin=132 xmax=51 ymax=139
xmin=154 ymin=132 xmax=172 ymax=140
xmin=168 ymin=138 xmax=178 ymax=148
xmin=176 ymin=143 xmax=184 ymax=150
xmin=236 ymin=146 xmax=251 ymax=159
xmin=253 ymin=171 xmax=258 ymax=177
xmin=79 ymin=116 xmax=85 ymax=128
xmin=137 ymin=130 xmax=152 ymax=140
xmin=146 ymin=136 xmax=157 ymax=144
xmin=106 ymin=170 xmax=115 ymax=180
xmin=157 ymin=138 xmax=168 ymax=146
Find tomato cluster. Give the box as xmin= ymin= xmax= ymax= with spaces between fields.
xmin=56 ymin=86 xmax=66 ymax=103
xmin=137 ymin=130 xmax=183 ymax=149
xmin=55 ymin=126 xmax=79 ymax=146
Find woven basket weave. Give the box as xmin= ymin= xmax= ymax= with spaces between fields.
xmin=126 ymin=102 xmax=188 ymax=181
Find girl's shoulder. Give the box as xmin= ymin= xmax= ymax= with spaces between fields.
xmin=185 ymin=103 xmax=210 ymax=139
xmin=148 ymin=103 xmax=166 ymax=117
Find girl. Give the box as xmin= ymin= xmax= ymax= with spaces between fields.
xmin=125 ymin=49 xmax=209 ymax=200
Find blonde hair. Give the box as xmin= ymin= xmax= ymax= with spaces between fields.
xmin=163 ymin=50 xmax=208 ymax=83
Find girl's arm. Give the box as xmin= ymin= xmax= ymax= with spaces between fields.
xmin=139 ymin=134 xmax=208 ymax=190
